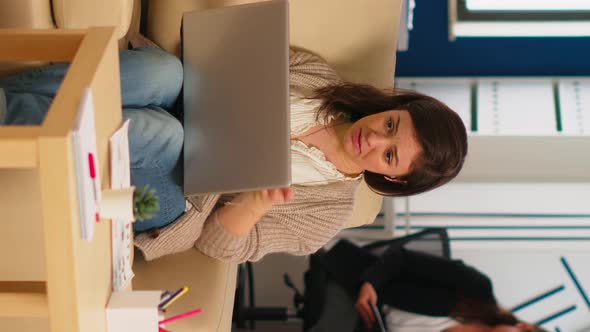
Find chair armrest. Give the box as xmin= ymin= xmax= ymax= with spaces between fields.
xmin=147 ymin=0 xmax=262 ymax=56
xmin=146 ymin=0 xmax=402 ymax=88
xmin=289 ymin=0 xmax=402 ymax=88
xmin=0 ymin=0 xmax=54 ymax=29
xmin=344 ymin=181 xmax=383 ymax=229
xmin=133 ymin=249 xmax=238 ymax=332
xmin=52 ymin=0 xmax=135 ymax=39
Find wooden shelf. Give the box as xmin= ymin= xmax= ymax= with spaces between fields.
xmin=0 ymin=27 xmax=122 ymax=332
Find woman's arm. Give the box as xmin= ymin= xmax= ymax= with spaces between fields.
xmin=195 ymin=180 xmax=357 ymax=263
xmin=133 ymin=188 xmax=288 ymax=260
xmin=134 ymin=194 xmax=221 ymax=261
xmin=289 ymin=47 xmax=342 ymax=91
xmin=361 ymin=247 xmax=495 ymax=300
xmin=216 ymin=189 xmax=293 ymax=236
xmin=356 ymin=248 xmax=496 ymax=317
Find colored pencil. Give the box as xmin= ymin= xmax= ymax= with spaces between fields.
xmin=159 ymin=286 xmax=189 ymax=310
xmin=159 ymin=308 xmax=202 ymax=325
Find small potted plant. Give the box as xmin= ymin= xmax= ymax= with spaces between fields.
xmin=100 ymin=185 xmax=160 ymax=222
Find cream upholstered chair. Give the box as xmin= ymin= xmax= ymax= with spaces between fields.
xmin=145 ymin=0 xmax=400 ymax=228
xmin=0 ymin=0 xmax=136 ymax=77
xmin=132 ymin=1 xmax=403 ymax=331
xmin=0 ymin=0 xmax=133 ymax=36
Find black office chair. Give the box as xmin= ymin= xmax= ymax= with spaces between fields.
xmin=232 ymin=228 xmax=450 ymax=331
xmin=303 ymin=228 xmax=451 ymax=331
xmin=363 ymin=227 xmax=450 ymax=258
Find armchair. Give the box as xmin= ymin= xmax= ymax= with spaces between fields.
xmin=132 ymin=1 xmax=403 ymax=331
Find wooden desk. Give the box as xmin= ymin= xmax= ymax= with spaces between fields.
xmin=0 ymin=28 xmax=122 ymax=332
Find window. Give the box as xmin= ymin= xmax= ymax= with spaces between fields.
xmin=449 ymin=0 xmax=590 ymax=38
xmin=465 ymin=0 xmax=590 ymax=12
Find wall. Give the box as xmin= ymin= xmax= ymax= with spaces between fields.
xmin=454 ymin=247 xmax=590 ymax=332
xmin=395 ymin=0 xmax=590 ymax=77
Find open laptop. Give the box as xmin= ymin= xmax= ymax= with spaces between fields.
xmin=182 ymin=0 xmax=291 ymax=195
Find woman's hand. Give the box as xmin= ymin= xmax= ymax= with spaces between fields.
xmin=355 ymin=282 xmax=378 ymax=330
xmin=216 ymin=188 xmax=294 ymax=236
xmin=235 ymin=188 xmax=294 ymax=215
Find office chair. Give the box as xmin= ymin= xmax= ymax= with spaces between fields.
xmin=233 ymin=228 xmax=450 ymax=331
xmin=363 ymin=227 xmax=450 ymax=258
xmin=304 ymin=228 xmax=451 ymax=331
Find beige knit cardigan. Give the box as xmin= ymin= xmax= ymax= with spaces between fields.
xmin=135 ymin=49 xmax=360 ymax=263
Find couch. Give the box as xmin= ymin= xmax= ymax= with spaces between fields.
xmin=0 ymin=0 xmax=401 ymax=330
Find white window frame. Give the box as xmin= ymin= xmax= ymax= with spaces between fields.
xmin=449 ymin=0 xmax=590 ymax=39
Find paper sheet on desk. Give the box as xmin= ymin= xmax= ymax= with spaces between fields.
xmin=72 ymin=88 xmax=102 ymax=242
xmin=110 ymin=119 xmax=135 ymax=291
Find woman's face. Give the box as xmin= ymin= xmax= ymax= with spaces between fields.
xmin=342 ymin=110 xmax=421 ymax=178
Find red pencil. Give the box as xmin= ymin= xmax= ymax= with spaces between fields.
xmin=159 ymin=308 xmax=202 ymax=325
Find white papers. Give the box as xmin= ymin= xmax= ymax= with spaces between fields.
xmin=396 ymin=0 xmax=411 ymax=51
xmin=72 ymin=88 xmax=102 ymax=241
xmin=477 ymin=79 xmax=557 ymax=135
xmin=110 ymin=120 xmax=131 ymax=193
xmin=404 ymin=182 xmax=590 ymax=216
xmin=109 ymin=120 xmax=135 ymax=291
xmin=558 ymin=79 xmax=590 ymax=135
xmin=396 ymin=79 xmax=472 ymax=132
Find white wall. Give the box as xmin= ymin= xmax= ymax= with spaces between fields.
xmin=454 ymin=246 xmax=590 ymax=332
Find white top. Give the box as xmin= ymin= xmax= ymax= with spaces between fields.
xmin=384 ymin=307 xmax=457 ymax=332
xmin=290 ymin=94 xmax=361 ymax=186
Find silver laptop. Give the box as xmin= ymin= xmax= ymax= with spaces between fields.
xmin=182 ymin=0 xmax=291 ymax=195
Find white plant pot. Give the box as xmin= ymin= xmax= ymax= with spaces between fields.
xmin=100 ymin=187 xmax=136 ymax=222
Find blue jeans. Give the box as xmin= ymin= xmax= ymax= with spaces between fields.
xmin=0 ymin=47 xmax=186 ymax=232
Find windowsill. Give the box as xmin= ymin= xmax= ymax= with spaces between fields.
xmin=450 ymin=21 xmax=590 ymax=39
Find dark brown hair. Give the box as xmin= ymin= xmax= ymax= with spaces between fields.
xmin=451 ymin=300 xmax=548 ymax=332
xmin=313 ymin=83 xmax=468 ymax=197
xmin=452 ymin=300 xmax=517 ymax=326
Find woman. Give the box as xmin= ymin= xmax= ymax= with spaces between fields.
xmin=319 ymin=239 xmax=546 ymax=332
xmin=0 ymin=39 xmax=468 ymax=262
xmin=134 ymin=46 xmax=467 ymax=262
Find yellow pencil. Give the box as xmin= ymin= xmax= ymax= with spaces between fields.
xmin=160 ymin=286 xmax=189 ymax=310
